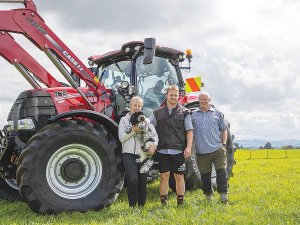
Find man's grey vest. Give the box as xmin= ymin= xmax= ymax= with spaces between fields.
xmin=153 ymin=104 xmax=190 ymax=151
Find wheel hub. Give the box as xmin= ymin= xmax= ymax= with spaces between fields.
xmin=60 ymin=158 xmax=85 ymax=183
xmin=5 ymin=178 xmax=19 ymax=190
xmin=46 ymin=144 xmax=102 ymax=199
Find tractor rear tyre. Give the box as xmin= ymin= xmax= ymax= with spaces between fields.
xmin=0 ymin=178 xmax=21 ymax=200
xmin=16 ymin=120 xmax=124 ymax=214
xmin=225 ymin=120 xmax=236 ymax=178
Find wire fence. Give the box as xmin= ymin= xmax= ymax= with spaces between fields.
xmin=235 ymin=149 xmax=300 ymax=160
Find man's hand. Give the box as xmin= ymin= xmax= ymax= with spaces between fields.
xmin=146 ymin=145 xmax=156 ymax=155
xmin=184 ymin=147 xmax=192 ymax=158
xmin=133 ymin=125 xmax=143 ymax=133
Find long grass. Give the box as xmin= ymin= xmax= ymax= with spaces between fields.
xmin=0 ymin=149 xmax=299 ymax=224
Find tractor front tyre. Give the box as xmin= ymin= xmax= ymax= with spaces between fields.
xmin=0 ymin=178 xmax=21 ymax=200
xmin=16 ymin=120 xmax=124 ymax=214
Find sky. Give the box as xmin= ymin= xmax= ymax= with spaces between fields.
xmin=0 ymin=0 xmax=299 ymax=141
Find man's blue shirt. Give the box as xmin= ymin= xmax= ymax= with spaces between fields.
xmin=192 ymin=107 xmax=227 ymax=154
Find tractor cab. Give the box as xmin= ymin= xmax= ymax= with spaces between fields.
xmin=88 ymin=40 xmax=187 ymax=118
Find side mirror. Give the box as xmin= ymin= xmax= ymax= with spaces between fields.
xmin=143 ymin=38 xmax=156 ymax=64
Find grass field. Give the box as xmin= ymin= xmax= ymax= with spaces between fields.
xmin=0 ymin=149 xmax=299 ymax=224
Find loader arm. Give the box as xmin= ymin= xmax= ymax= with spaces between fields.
xmin=0 ymin=31 xmax=62 ymax=88
xmin=0 ymin=0 xmax=107 ymax=102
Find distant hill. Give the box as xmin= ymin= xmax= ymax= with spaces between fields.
xmin=234 ymin=139 xmax=300 ymax=149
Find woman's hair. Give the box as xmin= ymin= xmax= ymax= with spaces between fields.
xmin=166 ymin=85 xmax=179 ymax=95
xmin=129 ymin=96 xmax=143 ymax=107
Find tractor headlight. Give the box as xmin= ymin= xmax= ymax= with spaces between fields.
xmin=8 ymin=118 xmax=36 ymax=130
xmin=121 ymin=81 xmax=129 ymax=89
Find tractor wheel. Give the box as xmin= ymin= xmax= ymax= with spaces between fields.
xmin=0 ymin=178 xmax=21 ymax=200
xmin=16 ymin=120 xmax=124 ymax=214
xmin=225 ymin=120 xmax=236 ymax=178
xmin=184 ymin=141 xmax=203 ymax=190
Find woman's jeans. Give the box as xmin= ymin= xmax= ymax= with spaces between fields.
xmin=123 ymin=153 xmax=147 ymax=207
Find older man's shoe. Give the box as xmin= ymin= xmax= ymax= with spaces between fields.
xmin=221 ymin=200 xmax=229 ymax=206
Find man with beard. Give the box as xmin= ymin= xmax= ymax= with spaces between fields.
xmin=149 ymin=85 xmax=193 ymax=206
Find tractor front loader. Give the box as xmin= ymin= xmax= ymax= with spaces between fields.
xmin=0 ymin=0 xmax=124 ymax=213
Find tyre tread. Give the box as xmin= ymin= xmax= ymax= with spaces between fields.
xmin=17 ymin=119 xmax=123 ymax=213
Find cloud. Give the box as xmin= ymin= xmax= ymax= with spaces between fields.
xmin=0 ymin=0 xmax=299 ymax=141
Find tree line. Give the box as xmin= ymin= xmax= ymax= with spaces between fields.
xmin=233 ymin=142 xmax=300 ymax=149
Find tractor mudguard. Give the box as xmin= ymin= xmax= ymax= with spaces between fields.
xmin=47 ymin=110 xmax=119 ymax=138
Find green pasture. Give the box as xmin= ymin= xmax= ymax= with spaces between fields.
xmin=0 ymin=149 xmax=299 ymax=224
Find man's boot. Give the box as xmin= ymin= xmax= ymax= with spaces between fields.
xmin=160 ymin=195 xmax=168 ymax=205
xmin=177 ymin=195 xmax=184 ymax=206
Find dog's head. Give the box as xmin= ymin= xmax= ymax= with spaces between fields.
xmin=130 ymin=111 xmax=147 ymax=130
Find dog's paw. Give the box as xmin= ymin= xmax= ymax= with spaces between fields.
xmin=142 ymin=148 xmax=149 ymax=153
xmin=140 ymin=166 xmax=148 ymax=174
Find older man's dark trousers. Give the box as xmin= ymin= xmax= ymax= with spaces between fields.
xmin=196 ymin=146 xmax=228 ymax=194
xmin=123 ymin=153 xmax=147 ymax=207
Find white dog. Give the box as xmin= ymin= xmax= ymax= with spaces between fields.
xmin=126 ymin=111 xmax=155 ymax=173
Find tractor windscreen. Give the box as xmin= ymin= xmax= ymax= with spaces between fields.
xmin=99 ymin=61 xmax=131 ymax=89
xmin=136 ymin=56 xmax=179 ymax=116
xmin=98 ymin=55 xmax=179 ymax=117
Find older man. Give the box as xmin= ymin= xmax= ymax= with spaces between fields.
xmin=191 ymin=91 xmax=229 ymax=205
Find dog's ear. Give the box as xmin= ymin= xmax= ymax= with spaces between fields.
xmin=136 ymin=111 xmax=145 ymax=122
xmin=130 ymin=111 xmax=139 ymax=125
xmin=130 ymin=111 xmax=145 ymax=125
xmin=137 ymin=115 xmax=144 ymax=122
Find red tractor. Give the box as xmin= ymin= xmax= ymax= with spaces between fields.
xmin=0 ymin=0 xmax=235 ymax=213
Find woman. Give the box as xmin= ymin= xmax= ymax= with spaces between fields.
xmin=118 ymin=96 xmax=158 ymax=207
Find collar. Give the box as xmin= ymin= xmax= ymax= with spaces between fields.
xmin=197 ymin=105 xmax=214 ymax=113
xmin=165 ymin=102 xmax=179 ymax=112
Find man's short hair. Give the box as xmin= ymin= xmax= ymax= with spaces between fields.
xmin=198 ymin=91 xmax=211 ymax=100
xmin=166 ymin=85 xmax=179 ymax=95
xmin=129 ymin=96 xmax=143 ymax=107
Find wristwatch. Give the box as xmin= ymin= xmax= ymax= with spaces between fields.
xmin=222 ymin=144 xmax=227 ymax=148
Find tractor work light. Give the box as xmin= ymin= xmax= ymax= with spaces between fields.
xmin=8 ymin=118 xmax=36 ymax=130
xmin=88 ymin=60 xmax=94 ymax=66
xmin=125 ymin=47 xmax=130 ymax=53
xmin=186 ymin=49 xmax=192 ymax=58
